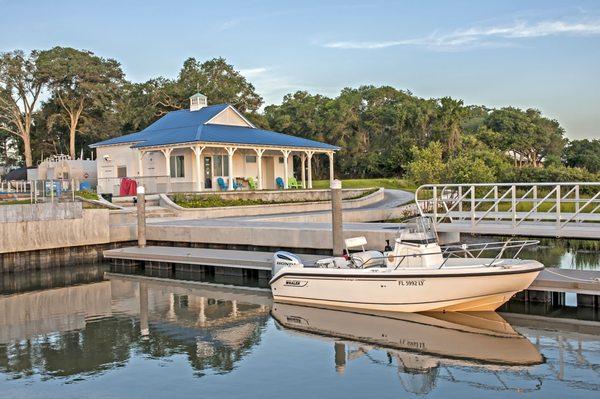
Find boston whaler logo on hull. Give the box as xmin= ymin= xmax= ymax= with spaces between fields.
xmin=284 ymin=279 xmax=308 ymax=287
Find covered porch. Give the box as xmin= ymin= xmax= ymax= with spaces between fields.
xmin=133 ymin=143 xmax=335 ymax=194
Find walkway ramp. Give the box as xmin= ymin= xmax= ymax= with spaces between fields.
xmin=416 ymin=183 xmax=600 ymax=238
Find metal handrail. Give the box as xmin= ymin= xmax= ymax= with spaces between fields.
xmin=415 ymin=182 xmax=600 ymax=231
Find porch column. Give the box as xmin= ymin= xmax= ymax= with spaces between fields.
xmin=281 ymin=149 xmax=291 ymax=189
xmin=328 ymin=152 xmax=335 ymax=185
xmin=137 ymin=150 xmax=144 ymax=177
xmin=225 ymin=146 xmax=237 ymax=190
xmin=161 ymin=148 xmax=173 ymax=176
xmin=301 ymin=153 xmax=306 ymax=188
xmin=191 ymin=145 xmax=205 ymax=192
xmin=161 ymin=148 xmax=173 ymax=193
xmin=254 ymin=148 xmax=265 ymax=190
xmin=306 ymin=150 xmax=314 ymax=189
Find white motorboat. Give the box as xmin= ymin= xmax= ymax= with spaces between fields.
xmin=270 ymin=218 xmax=543 ymax=312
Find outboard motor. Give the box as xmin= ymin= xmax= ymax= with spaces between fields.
xmin=384 ymin=239 xmax=393 ymax=252
xmin=272 ymin=251 xmax=304 ymax=276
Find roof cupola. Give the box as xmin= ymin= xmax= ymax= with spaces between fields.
xmin=189 ymin=92 xmax=208 ymax=111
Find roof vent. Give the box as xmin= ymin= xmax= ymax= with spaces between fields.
xmin=189 ymin=92 xmax=207 ymax=111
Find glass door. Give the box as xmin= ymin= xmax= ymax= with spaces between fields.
xmin=204 ymin=156 xmax=212 ymax=189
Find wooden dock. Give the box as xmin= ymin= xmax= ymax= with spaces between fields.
xmin=104 ymin=246 xmax=600 ymax=306
xmin=104 ymin=246 xmax=323 ymax=272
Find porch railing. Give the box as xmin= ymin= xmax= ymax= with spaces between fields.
xmin=96 ymin=175 xmax=172 ymax=195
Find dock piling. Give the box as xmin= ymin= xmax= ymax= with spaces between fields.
xmin=137 ymin=186 xmax=147 ymax=248
xmin=331 ymin=179 xmax=343 ymax=256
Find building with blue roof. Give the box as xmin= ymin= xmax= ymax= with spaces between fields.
xmin=92 ymin=93 xmax=338 ymax=194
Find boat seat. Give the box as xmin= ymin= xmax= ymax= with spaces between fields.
xmin=351 ymin=251 xmax=384 ymax=268
xmin=316 ymin=257 xmax=351 ymax=268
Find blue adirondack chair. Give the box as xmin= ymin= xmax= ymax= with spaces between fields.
xmin=276 ymin=177 xmax=285 ymax=189
xmin=217 ymin=177 xmax=228 ymax=191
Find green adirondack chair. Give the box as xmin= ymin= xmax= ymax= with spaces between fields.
xmin=288 ymin=176 xmax=302 ymax=189
xmin=248 ymin=176 xmax=257 ymax=190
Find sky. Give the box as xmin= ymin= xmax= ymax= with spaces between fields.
xmin=1 ymin=0 xmax=599 ymax=139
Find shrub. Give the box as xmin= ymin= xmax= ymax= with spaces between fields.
xmin=405 ymin=142 xmax=445 ymax=186
xmin=445 ymin=155 xmax=496 ymax=184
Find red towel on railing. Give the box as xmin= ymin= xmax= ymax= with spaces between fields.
xmin=128 ymin=179 xmax=137 ymax=196
xmin=119 ymin=178 xmax=129 ymax=196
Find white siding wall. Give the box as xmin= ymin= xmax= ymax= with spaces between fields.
xmin=96 ymin=144 xmax=302 ymax=194
xmin=207 ymin=108 xmax=252 ymax=127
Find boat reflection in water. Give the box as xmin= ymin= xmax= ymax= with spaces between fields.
xmin=271 ymin=303 xmax=544 ymax=395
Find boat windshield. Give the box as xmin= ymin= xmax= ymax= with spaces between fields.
xmin=397 ymin=217 xmax=437 ymax=245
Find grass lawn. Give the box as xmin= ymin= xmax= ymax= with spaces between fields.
xmin=312 ymin=178 xmax=416 ymax=191
xmin=0 ymin=199 xmax=32 ymax=206
xmin=481 ymin=200 xmax=599 ymax=214
xmin=75 ymin=190 xmax=100 ymax=200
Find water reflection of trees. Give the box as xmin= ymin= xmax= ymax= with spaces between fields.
xmin=0 ymin=317 xmax=137 ymax=378
xmin=0 ymin=314 xmax=269 ymax=380
xmin=0 ymin=276 xmax=270 ymax=381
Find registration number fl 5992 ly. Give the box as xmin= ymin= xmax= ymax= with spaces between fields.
xmin=399 ymin=279 xmax=425 ymax=287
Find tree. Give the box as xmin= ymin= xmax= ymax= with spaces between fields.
xmin=37 ymin=47 xmax=124 ymax=159
xmin=115 ymin=57 xmax=264 ymax=135
xmin=434 ymin=97 xmax=466 ymax=156
xmin=0 ymin=50 xmax=48 ymax=167
xmin=483 ymin=107 xmax=566 ymax=167
xmin=265 ymin=90 xmax=333 ymax=178
xmin=0 ymin=132 xmax=19 ymax=166
xmin=563 ymin=139 xmax=600 ymax=173
xmin=177 ymin=57 xmax=263 ymax=113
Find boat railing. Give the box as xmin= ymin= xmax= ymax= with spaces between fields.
xmin=440 ymin=239 xmax=539 ymax=267
xmin=348 ymin=239 xmax=539 ymax=270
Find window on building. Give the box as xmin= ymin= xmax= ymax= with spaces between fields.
xmin=117 ymin=166 xmax=127 ymax=178
xmin=170 ymin=155 xmax=185 ymax=178
xmin=213 ymin=155 xmax=229 ymax=176
xmin=245 ymin=155 xmax=257 ymax=163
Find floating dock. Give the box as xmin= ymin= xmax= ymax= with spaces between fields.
xmin=104 ymin=245 xmax=600 ymax=307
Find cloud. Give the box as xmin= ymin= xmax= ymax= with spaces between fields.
xmin=239 ymin=67 xmax=268 ymax=78
xmin=220 ymin=17 xmax=249 ymax=31
xmin=322 ymin=19 xmax=600 ymax=51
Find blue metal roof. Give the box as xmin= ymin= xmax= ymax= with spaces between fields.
xmin=90 ymin=104 xmax=228 ymax=147
xmin=91 ymin=104 xmax=338 ymax=150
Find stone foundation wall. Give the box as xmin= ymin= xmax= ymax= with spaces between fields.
xmin=0 ymin=208 xmax=111 ymax=254
xmin=0 ymin=241 xmax=136 ymax=273
xmin=0 ymin=202 xmax=83 ymax=223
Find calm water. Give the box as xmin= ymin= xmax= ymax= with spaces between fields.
xmin=1 ymin=264 xmax=599 ymax=399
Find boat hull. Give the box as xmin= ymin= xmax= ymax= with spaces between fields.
xmin=270 ymin=262 xmax=542 ymax=312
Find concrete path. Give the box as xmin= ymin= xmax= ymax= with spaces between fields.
xmin=361 ymin=188 xmax=414 ymax=209
xmin=121 ymin=188 xmax=416 ymax=251
xmin=225 ymin=188 xmax=415 ymax=223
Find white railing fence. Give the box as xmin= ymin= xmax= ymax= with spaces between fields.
xmin=0 ymin=179 xmax=91 ymax=203
xmin=415 ymin=183 xmax=600 ymax=230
